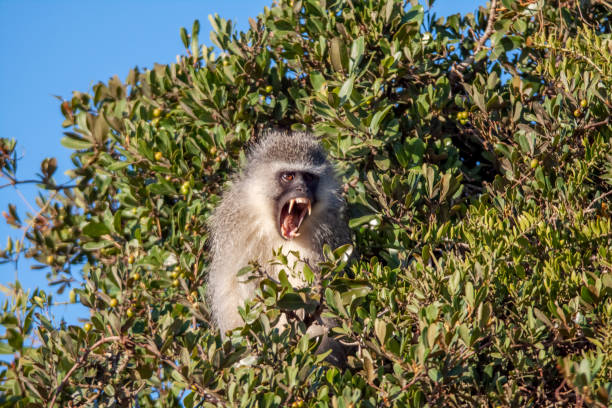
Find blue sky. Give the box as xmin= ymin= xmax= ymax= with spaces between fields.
xmin=0 ymin=0 xmax=484 ymax=326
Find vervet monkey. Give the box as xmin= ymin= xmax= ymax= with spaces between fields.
xmin=207 ymin=130 xmax=351 ymax=362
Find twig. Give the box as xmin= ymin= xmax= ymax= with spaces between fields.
xmin=140 ymin=342 xmax=227 ymax=405
xmin=594 ymin=0 xmax=612 ymax=9
xmin=585 ymin=189 xmax=612 ymax=212
xmin=450 ymin=0 xmax=498 ymax=81
xmin=0 ymin=179 xmax=78 ymax=190
xmin=5 ymin=174 xmax=79 ymax=279
xmin=581 ymin=117 xmax=610 ymax=132
xmin=48 ymin=336 xmax=120 ymax=408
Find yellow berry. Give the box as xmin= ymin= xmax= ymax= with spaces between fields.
xmin=449 ymin=45 xmax=455 ymax=51
xmin=170 ymin=271 xmax=179 ymax=279
xmin=580 ymin=99 xmax=587 ymax=108
xmin=165 ymin=175 xmax=171 ymax=181
xmin=84 ymin=323 xmax=92 ymax=332
xmin=132 ymin=272 xmax=141 ymax=281
xmin=152 ymin=108 xmax=163 ymax=118
xmin=209 ymin=146 xmax=217 ymax=155
xmin=265 ymin=85 xmax=273 ymax=93
xmin=180 ymin=182 xmax=191 ymax=195
xmin=530 ymin=158 xmax=539 ymax=169
xmin=126 ymin=308 xmax=134 ymax=318
xmin=46 ymin=255 xmax=54 ymax=264
xmin=460 ymin=119 xmax=468 ymax=125
xmin=154 ymin=151 xmax=163 ymax=161
xmin=172 ymin=279 xmax=180 ymax=287
xmin=573 ymin=109 xmax=581 ymax=117
xmin=190 ymin=291 xmax=198 ymax=299
xmin=128 ymin=255 xmax=135 ymax=264
xmin=151 ymin=118 xmax=160 ymax=127
xmin=222 ymin=59 xmax=229 ymax=66
xmin=110 ymin=298 xmax=118 ymax=308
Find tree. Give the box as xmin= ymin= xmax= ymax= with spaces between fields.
xmin=1 ymin=0 xmax=611 ymax=406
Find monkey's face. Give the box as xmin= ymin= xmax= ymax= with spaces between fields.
xmin=275 ymin=171 xmax=319 ymax=240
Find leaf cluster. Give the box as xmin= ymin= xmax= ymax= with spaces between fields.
xmin=1 ymin=0 xmax=611 ymax=407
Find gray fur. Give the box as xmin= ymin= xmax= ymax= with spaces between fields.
xmin=207 ymin=131 xmax=351 ymax=340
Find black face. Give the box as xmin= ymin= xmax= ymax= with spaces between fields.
xmin=276 ymin=171 xmax=319 ymax=240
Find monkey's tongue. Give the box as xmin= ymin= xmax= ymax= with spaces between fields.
xmin=280 ymin=198 xmax=310 ymax=239
xmin=281 ymin=213 xmax=302 ymax=239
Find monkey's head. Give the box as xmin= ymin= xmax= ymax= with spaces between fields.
xmin=243 ymin=131 xmax=342 ymax=241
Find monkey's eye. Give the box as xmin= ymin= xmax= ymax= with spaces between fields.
xmin=280 ymin=172 xmax=294 ymax=182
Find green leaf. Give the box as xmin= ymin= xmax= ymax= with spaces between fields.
xmin=580 ymin=287 xmax=597 ymax=305
xmin=533 ymin=308 xmax=553 ymax=328
xmin=83 ymin=241 xmax=112 ymax=250
xmin=191 ymin=19 xmax=200 ymax=60
xmin=349 ymin=36 xmax=365 ymax=74
xmin=329 ymin=37 xmax=348 ymax=73
xmin=338 ymin=76 xmax=354 ymax=106
xmin=0 ymin=342 xmax=14 ymax=354
xmin=369 ymin=105 xmax=392 ymax=135
xmin=82 ymin=222 xmax=110 ymax=238
xmin=348 ymin=214 xmax=377 ymax=228
xmin=374 ymin=155 xmax=390 ymax=171
xmin=60 ymin=133 xmax=93 ymax=150
xmin=309 ymin=71 xmax=326 ymax=91
xmin=374 ymin=319 xmax=387 ymax=344
xmin=237 ymin=265 xmax=254 ymax=277
xmin=180 ymin=27 xmax=189 ymax=48
xmin=277 ymin=293 xmax=307 ymax=310
xmin=107 ymin=161 xmax=131 ymax=171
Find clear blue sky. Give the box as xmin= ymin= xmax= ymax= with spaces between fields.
xmin=0 ymin=0 xmax=484 ymax=327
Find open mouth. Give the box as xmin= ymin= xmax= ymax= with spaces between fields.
xmin=279 ymin=197 xmax=311 ymax=239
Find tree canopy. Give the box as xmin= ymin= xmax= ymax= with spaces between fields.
xmin=1 ymin=0 xmax=611 ymax=406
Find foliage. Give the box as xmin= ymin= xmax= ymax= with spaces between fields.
xmin=1 ymin=0 xmax=611 ymax=406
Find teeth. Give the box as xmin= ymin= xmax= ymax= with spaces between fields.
xmin=286 ymin=198 xmax=312 ymax=215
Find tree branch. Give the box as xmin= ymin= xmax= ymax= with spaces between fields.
xmin=48 ymin=336 xmax=120 ymax=408
xmin=585 ymin=189 xmax=612 ymax=212
xmin=450 ymin=0 xmax=498 ymax=81
xmin=140 ymin=342 xmax=228 ymax=405
xmin=0 ymin=178 xmax=78 ymax=190
xmin=581 ymin=117 xmax=610 ymax=132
